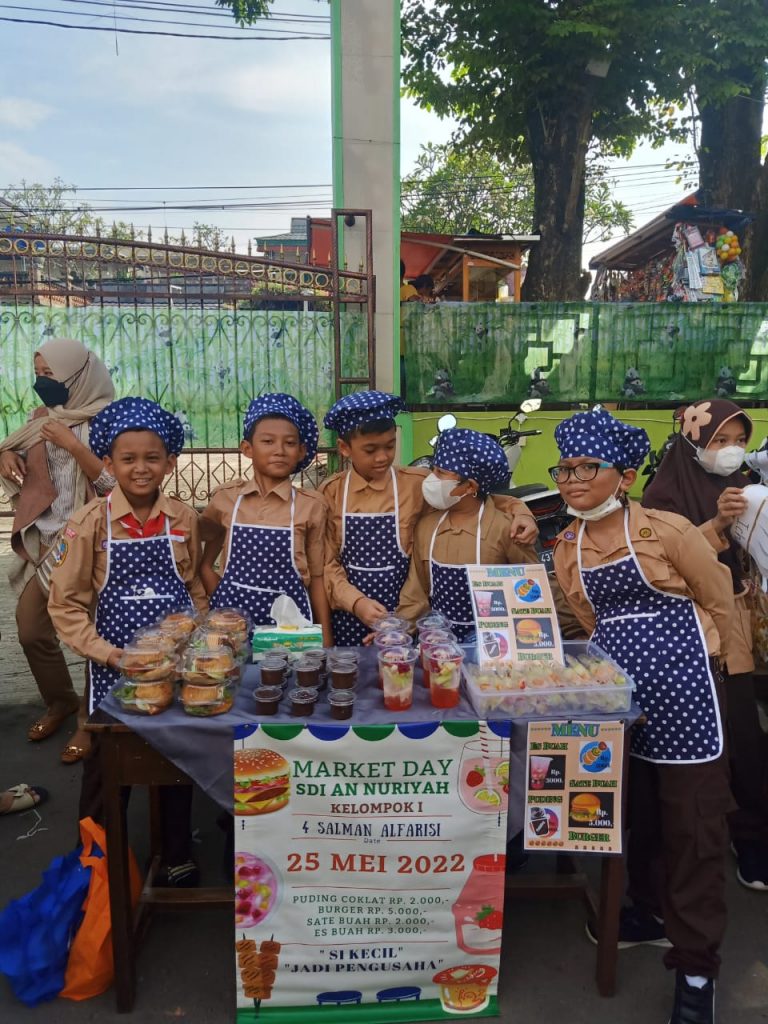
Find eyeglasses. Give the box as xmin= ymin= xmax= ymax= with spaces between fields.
xmin=548 ymin=461 xmax=615 ymax=483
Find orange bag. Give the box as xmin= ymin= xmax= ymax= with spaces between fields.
xmin=60 ymin=817 xmax=142 ymax=1001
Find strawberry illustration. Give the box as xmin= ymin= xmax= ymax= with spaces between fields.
xmin=465 ymin=768 xmax=484 ymax=788
xmin=476 ymin=905 xmax=503 ymax=930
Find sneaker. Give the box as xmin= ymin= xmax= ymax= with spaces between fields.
xmin=668 ymin=971 xmax=715 ymax=1024
xmin=585 ymin=905 xmax=672 ymax=949
xmin=732 ymin=841 xmax=768 ymax=891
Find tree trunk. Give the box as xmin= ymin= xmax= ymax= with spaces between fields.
xmin=697 ymin=70 xmax=766 ymax=299
xmin=751 ymin=155 xmax=768 ymax=301
xmin=521 ymin=91 xmax=593 ymax=301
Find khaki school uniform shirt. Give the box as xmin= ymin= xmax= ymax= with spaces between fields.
xmin=553 ymin=502 xmax=734 ymax=659
xmin=199 ymin=477 xmax=326 ymax=585
xmin=319 ymin=466 xmax=536 ymax=614
xmin=395 ymin=499 xmax=539 ymax=626
xmin=48 ymin=484 xmax=207 ymax=666
xmin=699 ymin=518 xmax=754 ymax=674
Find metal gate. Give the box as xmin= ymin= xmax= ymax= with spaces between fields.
xmin=0 ymin=209 xmax=375 ymax=511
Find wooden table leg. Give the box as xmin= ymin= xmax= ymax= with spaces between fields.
xmin=101 ymin=734 xmax=136 ymax=1013
xmin=594 ymin=854 xmax=624 ymax=997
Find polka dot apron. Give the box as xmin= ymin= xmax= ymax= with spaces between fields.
xmin=210 ymin=490 xmax=311 ymax=626
xmin=332 ymin=468 xmax=410 ymax=646
xmin=428 ymin=501 xmax=485 ymax=643
xmin=89 ymin=499 xmax=193 ymax=713
xmin=577 ymin=512 xmax=723 ymax=763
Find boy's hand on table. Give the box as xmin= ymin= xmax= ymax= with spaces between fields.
xmin=353 ymin=597 xmax=389 ymax=628
xmin=107 ymin=649 xmax=124 ymax=671
xmin=510 ymin=513 xmax=538 ymax=545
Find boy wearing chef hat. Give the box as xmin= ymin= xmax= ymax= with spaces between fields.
xmin=395 ymin=427 xmax=538 ymax=641
xmin=48 ymin=396 xmax=207 ymax=886
xmin=199 ymin=393 xmax=331 ymax=644
xmin=320 ymin=392 xmax=538 ymax=645
xmin=551 ymin=406 xmax=734 ymax=1024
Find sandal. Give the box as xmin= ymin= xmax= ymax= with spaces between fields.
xmin=27 ymin=706 xmax=78 ymax=742
xmin=60 ymin=727 xmax=92 ymax=765
xmin=0 ymin=784 xmax=49 ymax=815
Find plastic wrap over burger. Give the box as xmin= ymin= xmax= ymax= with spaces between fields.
xmin=234 ymin=749 xmax=291 ymax=815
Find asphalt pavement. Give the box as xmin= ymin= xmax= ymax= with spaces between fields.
xmin=0 ymin=535 xmax=766 ymax=1023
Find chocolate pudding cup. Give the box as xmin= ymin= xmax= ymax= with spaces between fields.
xmin=289 ymin=687 xmax=318 ymax=717
xmin=260 ymin=658 xmax=286 ymax=686
xmin=253 ymin=686 xmax=282 ymax=716
xmin=328 ymin=690 xmax=355 ymax=720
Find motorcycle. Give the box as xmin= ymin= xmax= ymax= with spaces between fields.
xmin=409 ymin=409 xmax=571 ymax=570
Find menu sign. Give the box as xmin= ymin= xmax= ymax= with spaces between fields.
xmin=234 ymin=721 xmax=508 ymax=1022
xmin=466 ymin=563 xmax=563 ymax=665
xmin=523 ymin=721 xmax=624 ymax=855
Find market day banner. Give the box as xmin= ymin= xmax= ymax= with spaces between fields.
xmin=234 ymin=721 xmax=509 ymax=1021
xmin=467 ymin=564 xmax=563 ymax=666
xmin=523 ymin=721 xmax=625 ymax=855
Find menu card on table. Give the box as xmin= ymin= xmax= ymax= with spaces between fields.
xmin=466 ymin=563 xmax=563 ymax=665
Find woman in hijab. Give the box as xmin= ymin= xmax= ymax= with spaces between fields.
xmin=643 ymin=398 xmax=768 ymax=891
xmin=0 ymin=338 xmax=115 ymax=762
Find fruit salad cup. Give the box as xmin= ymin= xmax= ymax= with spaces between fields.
xmin=378 ymin=648 xmax=418 ymax=711
xmin=427 ymin=644 xmax=464 ymax=708
xmin=418 ymin=628 xmax=457 ymax=685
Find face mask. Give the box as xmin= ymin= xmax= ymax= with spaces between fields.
xmin=695 ymin=444 xmax=745 ymax=477
xmin=567 ymin=483 xmax=624 ymax=522
xmin=422 ymin=472 xmax=462 ymax=510
xmin=33 ymin=376 xmax=69 ymax=408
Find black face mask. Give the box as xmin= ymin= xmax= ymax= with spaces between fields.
xmin=33 ymin=376 xmax=70 ymax=408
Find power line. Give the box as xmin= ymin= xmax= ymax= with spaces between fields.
xmin=0 ymin=12 xmax=329 ymax=37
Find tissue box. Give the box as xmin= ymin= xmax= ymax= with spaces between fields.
xmin=251 ymin=625 xmax=323 ymax=654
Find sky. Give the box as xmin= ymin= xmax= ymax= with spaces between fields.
xmin=0 ymin=0 xmax=698 ymax=267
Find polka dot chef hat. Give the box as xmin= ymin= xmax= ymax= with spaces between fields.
xmin=433 ymin=428 xmax=510 ymax=495
xmin=554 ymin=406 xmax=650 ymax=469
xmin=323 ymin=390 xmax=405 ymax=435
xmin=243 ymin=393 xmax=319 ymax=471
xmin=89 ymin=396 xmax=186 ymax=459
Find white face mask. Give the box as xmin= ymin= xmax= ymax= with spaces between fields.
xmin=567 ymin=483 xmax=624 ymax=522
xmin=422 ymin=472 xmax=462 ymax=510
xmin=695 ymin=444 xmax=745 ymax=477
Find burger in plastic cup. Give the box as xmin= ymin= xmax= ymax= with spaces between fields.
xmin=379 ymin=648 xmax=418 ymax=712
xmin=289 ymin=687 xmax=318 ymax=717
xmin=427 ymin=644 xmax=465 ymax=709
xmin=253 ymin=685 xmax=282 ymax=716
xmin=328 ymin=689 xmax=356 ymax=721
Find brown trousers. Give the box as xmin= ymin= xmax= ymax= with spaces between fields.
xmin=725 ymin=672 xmax=768 ymax=846
xmin=15 ymin=573 xmax=80 ymax=717
xmin=627 ymin=748 xmax=734 ymax=978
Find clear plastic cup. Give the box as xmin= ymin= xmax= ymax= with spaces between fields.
xmin=289 ymin=687 xmax=318 ymax=717
xmin=419 ymin=628 xmax=457 ymax=684
xmin=417 ymin=612 xmax=449 ymax=633
xmin=329 ymin=660 xmax=357 ymax=689
xmin=373 ymin=615 xmax=409 ymax=634
xmin=253 ymin=686 xmax=282 ymax=716
xmin=295 ymin=660 xmax=321 ymax=688
xmin=378 ymin=648 xmax=418 ymax=712
xmin=260 ymin=658 xmax=287 ymax=687
xmin=329 ymin=648 xmax=359 ymax=666
xmin=328 ymin=689 xmax=356 ymax=720
xmin=427 ymin=644 xmax=465 ymax=709
xmin=373 ymin=630 xmax=414 ymax=651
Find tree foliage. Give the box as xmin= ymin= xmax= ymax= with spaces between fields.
xmin=215 ymin=0 xmax=273 ymax=26
xmin=401 ymin=143 xmax=633 ymax=244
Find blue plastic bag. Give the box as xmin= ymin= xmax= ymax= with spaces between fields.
xmin=0 ymin=845 xmax=92 ymax=1006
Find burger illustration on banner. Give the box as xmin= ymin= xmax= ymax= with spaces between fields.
xmin=234 ymin=748 xmax=291 ymax=816
xmin=569 ymin=793 xmax=601 ymax=826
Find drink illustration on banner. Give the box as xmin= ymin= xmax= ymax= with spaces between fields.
xmin=458 ymin=733 xmax=510 ymax=815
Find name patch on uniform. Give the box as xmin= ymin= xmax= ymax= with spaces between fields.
xmin=169 ymin=531 xmax=186 ymax=542
xmin=564 ymin=530 xmax=576 ymax=541
xmin=639 ymin=527 xmax=652 ymax=538
xmin=52 ymin=539 xmax=68 ymax=566
xmin=64 ymin=527 xmax=77 ymax=539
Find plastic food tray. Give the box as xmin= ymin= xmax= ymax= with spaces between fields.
xmin=461 ymin=641 xmax=635 ymax=719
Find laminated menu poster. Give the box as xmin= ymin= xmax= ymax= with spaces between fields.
xmin=523 ymin=721 xmax=625 ymax=855
xmin=233 ymin=720 xmax=509 ymax=1021
xmin=466 ymin=564 xmax=563 ymax=666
